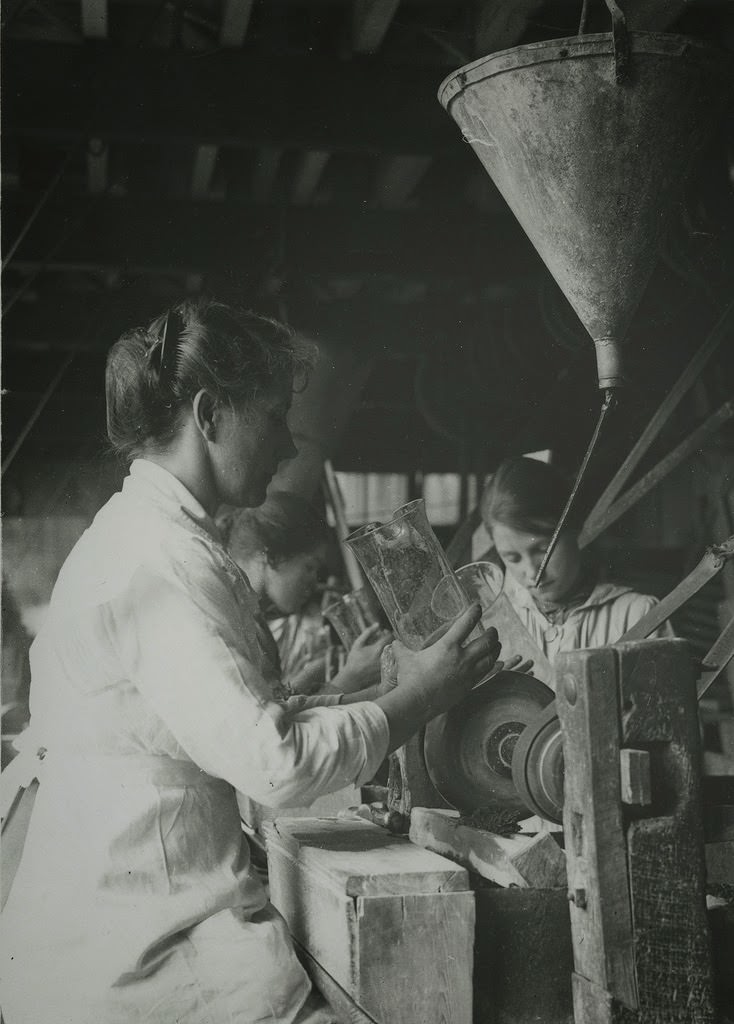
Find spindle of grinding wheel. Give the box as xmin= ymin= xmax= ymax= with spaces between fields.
xmin=533 ymin=386 xmax=617 ymax=587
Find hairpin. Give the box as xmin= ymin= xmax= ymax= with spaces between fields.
xmin=159 ymin=308 xmax=185 ymax=391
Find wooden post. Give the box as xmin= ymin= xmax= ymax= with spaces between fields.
xmin=556 ymin=639 xmax=715 ymax=1024
xmin=555 ymin=648 xmax=638 ymax=1012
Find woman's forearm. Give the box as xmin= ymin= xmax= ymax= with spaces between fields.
xmin=338 ymin=683 xmax=381 ymax=705
xmin=337 ymin=684 xmax=426 ymax=752
xmin=374 ymin=686 xmax=431 ymax=753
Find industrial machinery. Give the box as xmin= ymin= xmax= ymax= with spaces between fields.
xmin=342 ymin=10 xmax=734 ymax=1019
xmin=268 ymin=7 xmax=734 ymax=1023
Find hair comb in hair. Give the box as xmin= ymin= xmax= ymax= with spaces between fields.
xmin=159 ymin=308 xmax=185 ymax=391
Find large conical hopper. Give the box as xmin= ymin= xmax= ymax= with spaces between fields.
xmin=439 ymin=33 xmax=731 ymax=390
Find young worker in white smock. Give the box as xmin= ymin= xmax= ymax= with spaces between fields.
xmin=480 ymin=456 xmax=673 ymax=664
xmin=1 ymin=299 xmax=500 ymax=1024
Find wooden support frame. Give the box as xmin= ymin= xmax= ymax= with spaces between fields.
xmin=190 ymin=144 xmax=219 ymax=199
xmin=580 ymin=398 xmax=734 ymax=546
xmin=219 ymin=0 xmax=254 ymax=47
xmin=352 ymin=0 xmax=400 ymax=55
xmin=251 ymin=147 xmax=283 ymax=204
xmin=372 ymin=155 xmax=432 ymax=210
xmin=80 ymin=0 xmax=107 ymax=39
xmin=580 ymin=301 xmax=734 ymax=547
xmin=86 ymin=137 xmax=108 ymax=195
xmin=556 ymin=639 xmax=715 ymax=1024
xmin=291 ymin=150 xmax=331 ymax=206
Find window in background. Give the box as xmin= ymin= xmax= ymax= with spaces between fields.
xmin=423 ymin=474 xmax=479 ymax=526
xmin=333 ymin=473 xmax=409 ymax=526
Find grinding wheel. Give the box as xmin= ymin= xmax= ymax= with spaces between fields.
xmin=511 ymin=702 xmax=564 ymax=824
xmin=423 ymin=671 xmax=554 ymax=813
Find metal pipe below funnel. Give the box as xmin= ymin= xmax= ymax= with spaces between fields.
xmin=533 ymin=388 xmax=617 ymax=588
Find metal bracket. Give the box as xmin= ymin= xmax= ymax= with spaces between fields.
xmin=604 ymin=0 xmax=630 ymax=84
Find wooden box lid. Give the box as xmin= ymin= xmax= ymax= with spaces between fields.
xmin=263 ymin=817 xmax=470 ymax=897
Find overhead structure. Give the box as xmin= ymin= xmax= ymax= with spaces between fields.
xmin=439 ymin=13 xmax=732 ymax=579
xmin=439 ymin=24 xmax=731 ymax=392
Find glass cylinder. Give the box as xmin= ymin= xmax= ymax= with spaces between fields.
xmin=323 ymin=588 xmax=378 ymax=650
xmin=346 ymin=499 xmax=468 ymax=651
xmin=440 ymin=561 xmax=504 ymax=623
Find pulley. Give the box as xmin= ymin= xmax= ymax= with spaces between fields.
xmin=511 ymin=702 xmax=564 ymax=825
xmin=423 ymin=671 xmax=554 ymax=814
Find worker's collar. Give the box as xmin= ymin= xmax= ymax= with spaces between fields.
xmin=505 ymin=571 xmax=635 ymax=622
xmin=126 ymin=458 xmax=223 ymax=543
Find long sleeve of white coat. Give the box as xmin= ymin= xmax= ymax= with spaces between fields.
xmin=110 ymin=564 xmax=389 ymax=808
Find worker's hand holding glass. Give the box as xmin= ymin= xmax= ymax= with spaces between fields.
xmin=373 ymin=603 xmax=501 ymax=752
xmin=334 ymin=623 xmax=393 ymax=693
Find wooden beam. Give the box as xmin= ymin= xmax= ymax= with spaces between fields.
xmin=2 ymin=193 xmax=538 ymax=280
xmin=86 ymin=137 xmax=108 ymax=195
xmin=579 ymin=301 xmax=734 ymax=546
xmin=474 ymin=0 xmax=542 ymax=57
xmin=4 ymin=44 xmax=457 ymax=155
xmin=291 ymin=151 xmax=330 ymax=206
xmin=80 ymin=0 xmax=107 ymax=38
xmin=219 ymin=0 xmax=254 ymax=46
xmin=251 ymin=147 xmax=283 ymax=204
xmin=619 ymin=0 xmax=689 ymax=30
xmin=581 ymin=399 xmax=734 ymax=545
xmin=190 ymin=144 xmax=220 ymax=199
xmin=372 ymin=155 xmax=431 ymax=210
xmin=409 ymin=808 xmax=566 ymax=889
xmin=352 ymin=0 xmax=400 ymax=54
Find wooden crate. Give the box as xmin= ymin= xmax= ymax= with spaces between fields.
xmin=474 ymin=888 xmax=573 ymax=1024
xmin=264 ymin=817 xmax=475 ymax=1024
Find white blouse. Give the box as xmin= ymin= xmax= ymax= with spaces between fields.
xmin=2 ymin=460 xmax=388 ymax=1024
xmin=503 ymin=571 xmax=674 ymax=665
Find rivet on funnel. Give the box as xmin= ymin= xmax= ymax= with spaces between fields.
xmin=439 ymin=31 xmax=732 ymax=391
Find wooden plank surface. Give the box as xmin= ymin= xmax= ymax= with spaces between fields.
xmin=474 ymin=888 xmax=574 ymax=1024
xmin=555 ymin=648 xmax=638 ymax=1009
xmin=706 ymin=841 xmax=734 ymax=884
xmin=356 ymin=891 xmax=475 ymax=1024
xmin=265 ymin=816 xmax=475 ymax=1024
xmin=617 ymin=639 xmax=716 ymax=1024
xmin=298 ymin=945 xmax=379 ymax=1024
xmin=409 ymin=807 xmax=566 ymax=889
xmin=572 ymin=973 xmax=636 ymax=1024
xmin=264 ymin=818 xmax=469 ymax=895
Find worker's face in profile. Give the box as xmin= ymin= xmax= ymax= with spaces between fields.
xmin=266 ymin=544 xmax=327 ymax=615
xmin=210 ymin=379 xmax=297 ymax=509
xmin=491 ymin=522 xmax=582 ymax=606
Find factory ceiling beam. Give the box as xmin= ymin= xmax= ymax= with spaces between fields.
xmin=352 ymin=0 xmax=401 ymax=54
xmin=199 ymin=0 xmax=255 ymax=212
xmin=291 ymin=151 xmax=331 ymax=206
xmin=473 ymin=0 xmax=543 ymax=56
xmin=4 ymin=44 xmax=456 ymax=154
xmin=190 ymin=144 xmax=220 ymax=200
xmin=81 ymin=0 xmax=109 ymax=197
xmin=372 ymin=155 xmax=432 ymax=209
xmin=219 ymin=0 xmax=255 ymax=46
xmin=80 ymin=0 xmax=107 ymax=39
xmin=86 ymin=138 xmax=108 ymax=195
xmin=3 ymin=192 xmax=539 ymax=279
xmin=251 ymin=148 xmax=284 ymax=204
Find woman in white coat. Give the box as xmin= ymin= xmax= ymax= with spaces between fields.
xmin=1 ymin=300 xmax=498 ymax=1024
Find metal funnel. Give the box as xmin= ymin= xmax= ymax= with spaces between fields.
xmin=439 ymin=32 xmax=731 ymax=390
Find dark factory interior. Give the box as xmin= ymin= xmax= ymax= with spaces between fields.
xmin=2 ymin=2 xmax=734 ymax=1023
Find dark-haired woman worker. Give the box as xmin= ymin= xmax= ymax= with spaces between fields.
xmin=219 ymin=493 xmax=389 ymax=698
xmin=1 ymin=300 xmax=499 ymax=1024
